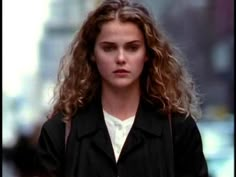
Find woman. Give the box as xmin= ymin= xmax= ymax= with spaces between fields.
xmin=36 ymin=0 xmax=208 ymax=177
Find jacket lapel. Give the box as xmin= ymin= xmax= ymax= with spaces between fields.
xmin=68 ymin=96 xmax=169 ymax=168
xmin=118 ymin=98 xmax=164 ymax=162
xmin=73 ymin=96 xmax=116 ymax=163
xmin=91 ymin=129 xmax=116 ymax=163
xmin=118 ymin=128 xmax=144 ymax=162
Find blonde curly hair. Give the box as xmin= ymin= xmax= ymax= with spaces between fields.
xmin=48 ymin=0 xmax=201 ymax=121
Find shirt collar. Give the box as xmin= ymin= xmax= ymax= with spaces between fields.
xmin=103 ymin=109 xmax=135 ymax=127
xmin=73 ymin=96 xmax=163 ymax=139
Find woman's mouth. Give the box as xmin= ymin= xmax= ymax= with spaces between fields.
xmin=113 ymin=69 xmax=130 ymax=76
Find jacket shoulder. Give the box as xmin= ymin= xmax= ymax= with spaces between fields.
xmin=171 ymin=113 xmax=197 ymax=133
xmin=42 ymin=112 xmax=65 ymax=130
xmin=171 ymin=113 xmax=201 ymax=150
xmin=40 ymin=112 xmax=66 ymax=145
xmin=38 ymin=112 xmax=66 ymax=154
xmin=36 ymin=113 xmax=66 ymax=177
xmin=171 ymin=113 xmax=209 ymax=176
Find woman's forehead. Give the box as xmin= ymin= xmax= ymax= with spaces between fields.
xmin=96 ymin=20 xmax=144 ymax=42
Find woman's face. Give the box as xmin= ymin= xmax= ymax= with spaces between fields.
xmin=94 ymin=20 xmax=147 ymax=90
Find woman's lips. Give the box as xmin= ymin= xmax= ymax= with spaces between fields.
xmin=113 ymin=69 xmax=129 ymax=73
xmin=113 ymin=69 xmax=130 ymax=76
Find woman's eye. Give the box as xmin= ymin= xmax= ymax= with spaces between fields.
xmin=127 ymin=45 xmax=139 ymax=51
xmin=103 ymin=46 xmax=115 ymax=52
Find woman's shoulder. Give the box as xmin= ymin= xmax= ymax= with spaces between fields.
xmin=38 ymin=112 xmax=66 ymax=150
xmin=41 ymin=112 xmax=66 ymax=133
xmin=171 ymin=112 xmax=197 ymax=130
xmin=171 ymin=112 xmax=203 ymax=147
xmin=170 ymin=114 xmax=208 ymax=176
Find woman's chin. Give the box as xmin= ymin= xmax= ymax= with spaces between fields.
xmin=107 ymin=80 xmax=139 ymax=90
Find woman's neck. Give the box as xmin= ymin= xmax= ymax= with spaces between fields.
xmin=101 ymin=84 xmax=140 ymax=121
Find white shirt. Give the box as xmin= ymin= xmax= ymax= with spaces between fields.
xmin=103 ymin=110 xmax=135 ymax=162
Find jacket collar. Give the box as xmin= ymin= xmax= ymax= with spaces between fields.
xmin=133 ymin=98 xmax=163 ymax=136
xmin=73 ymin=96 xmax=164 ymax=139
xmin=72 ymin=96 xmax=105 ymax=139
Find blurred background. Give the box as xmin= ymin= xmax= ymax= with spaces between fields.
xmin=2 ymin=0 xmax=234 ymax=177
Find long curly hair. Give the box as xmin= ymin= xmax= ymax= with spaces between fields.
xmin=48 ymin=0 xmax=201 ymax=122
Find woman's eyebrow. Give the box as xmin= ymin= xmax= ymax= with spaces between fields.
xmin=126 ymin=40 xmax=142 ymax=44
xmin=99 ymin=40 xmax=142 ymax=45
xmin=99 ymin=41 xmax=116 ymax=45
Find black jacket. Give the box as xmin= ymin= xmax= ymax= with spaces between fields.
xmin=36 ymin=97 xmax=208 ymax=177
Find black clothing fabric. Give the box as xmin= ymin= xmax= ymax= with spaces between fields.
xmin=35 ymin=97 xmax=208 ymax=177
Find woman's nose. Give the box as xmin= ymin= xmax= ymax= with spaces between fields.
xmin=116 ymin=49 xmax=126 ymax=64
